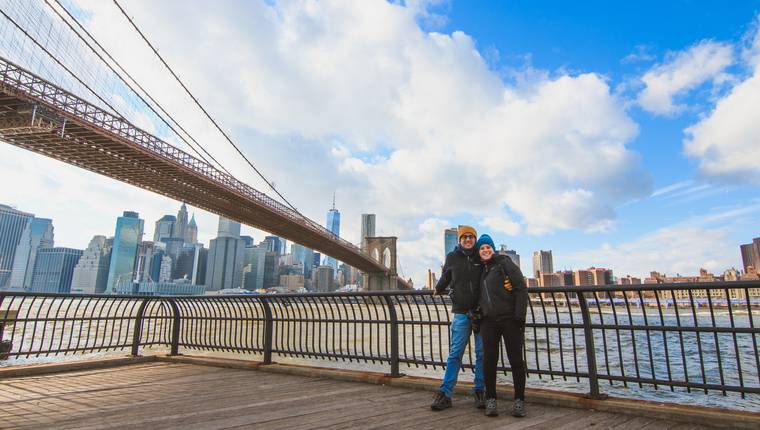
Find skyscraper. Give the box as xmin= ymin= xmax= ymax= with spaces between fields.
xmin=9 ymin=217 xmax=54 ymax=290
xmin=324 ymin=194 xmax=341 ymax=271
xmin=291 ymin=243 xmax=315 ymax=278
xmin=313 ymin=265 xmax=335 ymax=292
xmin=264 ymin=235 xmax=283 ymax=256
xmin=217 ymin=217 xmax=241 ymax=238
xmin=532 ymin=250 xmax=553 ymax=278
xmin=361 ymin=214 xmax=376 ymax=245
xmin=29 ymin=247 xmax=83 ymax=293
xmin=243 ymin=244 xmax=267 ymax=290
xmin=740 ymin=243 xmax=755 ymax=272
xmin=174 ymin=203 xmax=189 ymax=242
xmin=205 ymin=217 xmax=245 ymax=291
xmin=153 ymin=215 xmax=176 ymax=243
xmin=70 ymin=235 xmax=112 ymax=294
xmin=0 ymin=204 xmax=33 ymax=288
xmin=444 ymin=228 xmax=458 ymax=257
xmin=106 ymin=211 xmax=144 ymax=293
xmin=186 ymin=213 xmax=198 ymax=245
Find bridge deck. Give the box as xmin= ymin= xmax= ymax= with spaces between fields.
xmin=0 ymin=362 xmax=711 ymax=430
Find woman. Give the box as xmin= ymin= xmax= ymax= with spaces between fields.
xmin=476 ymin=234 xmax=528 ymax=417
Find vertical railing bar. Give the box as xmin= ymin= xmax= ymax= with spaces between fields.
xmin=260 ymin=297 xmax=273 ymax=364
xmin=578 ymin=291 xmax=604 ymax=399
xmin=131 ymin=298 xmax=149 ymax=356
xmin=383 ymin=294 xmax=400 ymax=377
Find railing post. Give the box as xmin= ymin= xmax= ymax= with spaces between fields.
xmin=131 ymin=298 xmax=149 ymax=357
xmin=166 ymin=299 xmax=181 ymax=356
xmin=260 ymin=297 xmax=273 ymax=365
xmin=577 ymin=292 xmax=606 ymax=400
xmin=382 ymin=294 xmax=401 ymax=377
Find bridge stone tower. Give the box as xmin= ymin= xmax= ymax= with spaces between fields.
xmin=362 ymin=236 xmax=397 ymax=291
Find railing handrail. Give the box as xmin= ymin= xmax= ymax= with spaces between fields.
xmin=3 ymin=280 xmax=760 ymax=299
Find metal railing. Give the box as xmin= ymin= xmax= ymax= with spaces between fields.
xmin=1 ymin=282 xmax=759 ymax=402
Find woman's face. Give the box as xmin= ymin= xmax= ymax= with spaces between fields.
xmin=479 ymin=244 xmax=494 ymax=261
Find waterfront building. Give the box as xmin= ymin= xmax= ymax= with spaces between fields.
xmin=106 ymin=211 xmax=144 ymax=293
xmin=9 ymin=217 xmax=54 ymax=290
xmin=153 ymin=215 xmax=176 ymax=243
xmin=278 ymin=274 xmax=305 ymax=291
xmin=115 ymin=279 xmax=205 ymax=296
xmin=740 ymin=238 xmax=760 ymax=272
xmin=29 ymin=247 xmax=83 ymax=293
xmin=619 ymin=275 xmax=642 ymax=285
xmin=444 ymin=228 xmax=457 ymax=257
xmin=0 ymin=204 xmax=34 ymax=288
xmin=324 ymin=195 xmax=340 ymax=271
xmin=205 ymin=217 xmax=245 ymax=291
xmin=361 ymin=214 xmax=376 ymax=247
xmin=313 ymin=265 xmax=335 ymax=292
xmin=532 ymin=250 xmax=554 ymax=279
xmin=70 ymin=236 xmax=112 ymax=294
xmin=174 ymin=244 xmax=206 ymax=283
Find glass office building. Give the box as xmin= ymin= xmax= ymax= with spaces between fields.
xmin=106 ymin=211 xmax=144 ymax=293
xmin=29 ymin=247 xmax=83 ymax=293
xmin=0 ymin=204 xmax=33 ymax=288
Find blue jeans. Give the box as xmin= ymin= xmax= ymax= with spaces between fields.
xmin=439 ymin=312 xmax=484 ymax=398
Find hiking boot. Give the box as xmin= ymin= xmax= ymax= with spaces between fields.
xmin=474 ymin=390 xmax=486 ymax=409
xmin=511 ymin=399 xmax=526 ymax=417
xmin=430 ymin=391 xmax=452 ymax=411
xmin=485 ymin=398 xmax=498 ymax=417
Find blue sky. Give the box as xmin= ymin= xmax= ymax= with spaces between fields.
xmin=423 ymin=0 xmax=760 ymax=276
xmin=1 ymin=0 xmax=759 ymax=283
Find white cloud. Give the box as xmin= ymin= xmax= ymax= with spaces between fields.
xmin=682 ymin=18 xmax=760 ymax=185
xmin=568 ymin=204 xmax=760 ymax=278
xmin=481 ymin=215 xmax=520 ymax=236
xmin=638 ymin=40 xmax=734 ymax=115
xmin=0 ymin=0 xmax=652 ymax=284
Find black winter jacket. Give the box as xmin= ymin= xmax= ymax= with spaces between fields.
xmin=434 ymin=246 xmax=483 ymax=313
xmin=478 ymin=254 xmax=528 ymax=321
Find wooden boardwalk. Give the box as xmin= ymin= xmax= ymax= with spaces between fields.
xmin=0 ymin=362 xmax=713 ymax=430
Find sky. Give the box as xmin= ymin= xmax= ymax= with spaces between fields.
xmin=1 ymin=0 xmax=759 ymax=284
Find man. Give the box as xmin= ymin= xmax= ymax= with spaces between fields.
xmin=430 ymin=225 xmax=485 ymax=411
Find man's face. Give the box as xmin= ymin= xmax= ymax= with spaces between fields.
xmin=459 ymin=233 xmax=476 ymax=250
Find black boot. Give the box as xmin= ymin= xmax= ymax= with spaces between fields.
xmin=473 ymin=390 xmax=486 ymax=409
xmin=430 ymin=391 xmax=452 ymax=411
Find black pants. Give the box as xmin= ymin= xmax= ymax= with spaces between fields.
xmin=481 ymin=317 xmax=525 ymax=400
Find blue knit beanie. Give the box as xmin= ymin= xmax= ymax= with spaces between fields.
xmin=476 ymin=234 xmax=495 ymax=251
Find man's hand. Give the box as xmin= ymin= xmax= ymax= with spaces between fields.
xmin=503 ymin=278 xmax=513 ymax=291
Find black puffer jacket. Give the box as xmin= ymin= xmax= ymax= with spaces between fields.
xmin=434 ymin=246 xmax=483 ymax=313
xmin=479 ymin=254 xmax=528 ymax=321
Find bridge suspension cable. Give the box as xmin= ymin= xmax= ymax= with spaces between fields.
xmin=0 ymin=8 xmax=126 ymax=122
xmin=41 ymin=0 xmax=230 ymax=176
xmin=111 ymin=0 xmax=302 ymax=214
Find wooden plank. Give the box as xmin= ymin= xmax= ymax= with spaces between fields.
xmin=0 ymin=363 xmax=722 ymax=430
